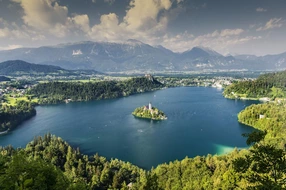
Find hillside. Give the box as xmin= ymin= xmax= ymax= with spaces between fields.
xmin=224 ymin=70 xmax=286 ymax=99
xmin=0 ymin=60 xmax=102 ymax=76
xmin=0 ymin=40 xmax=284 ymax=72
xmin=0 ymin=60 xmax=70 ymax=76
xmin=0 ymin=76 xmax=11 ymax=81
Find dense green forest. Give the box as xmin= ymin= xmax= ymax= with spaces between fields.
xmin=29 ymin=77 xmax=163 ymax=104
xmin=1 ymin=128 xmax=286 ymax=190
xmin=224 ymin=70 xmax=286 ymax=99
xmin=238 ymin=101 xmax=286 ymax=147
xmin=0 ymin=101 xmax=36 ymax=132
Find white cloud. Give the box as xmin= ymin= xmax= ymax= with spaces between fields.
xmin=256 ymin=18 xmax=283 ymax=31
xmin=161 ymin=29 xmax=259 ymax=54
xmin=11 ymin=0 xmax=90 ymax=37
xmin=70 ymin=14 xmax=90 ymax=33
xmin=92 ymin=0 xmax=96 ymax=3
xmin=89 ymin=0 xmax=175 ymax=43
xmin=18 ymin=0 xmax=68 ymax=30
xmin=220 ymin=29 xmax=244 ymax=37
xmin=0 ymin=18 xmax=31 ymax=39
xmin=0 ymin=27 xmax=10 ymax=38
xmin=0 ymin=44 xmax=23 ymax=50
xmin=256 ymin=7 xmax=267 ymax=12
xmin=122 ymin=0 xmax=172 ymax=31
xmin=89 ymin=13 xmax=127 ymax=42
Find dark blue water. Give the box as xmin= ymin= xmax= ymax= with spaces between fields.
xmin=0 ymin=87 xmax=257 ymax=169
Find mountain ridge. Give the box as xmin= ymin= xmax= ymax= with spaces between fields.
xmin=0 ymin=60 xmax=101 ymax=76
xmin=0 ymin=40 xmax=285 ymax=72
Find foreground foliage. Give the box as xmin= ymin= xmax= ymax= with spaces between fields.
xmin=0 ymin=134 xmax=250 ymax=189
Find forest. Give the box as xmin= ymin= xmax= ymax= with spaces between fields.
xmin=29 ymin=77 xmax=164 ymax=104
xmin=0 ymin=100 xmax=36 ymax=132
xmin=223 ymin=70 xmax=286 ymax=99
xmin=1 ymin=122 xmax=286 ymax=190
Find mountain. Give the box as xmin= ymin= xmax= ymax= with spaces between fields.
xmin=0 ymin=76 xmax=11 ymax=81
xmin=0 ymin=40 xmax=285 ymax=72
xmin=0 ymin=60 xmax=101 ymax=76
xmin=0 ymin=60 xmax=71 ymax=75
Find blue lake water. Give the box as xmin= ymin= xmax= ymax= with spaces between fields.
xmin=0 ymin=87 xmax=258 ymax=169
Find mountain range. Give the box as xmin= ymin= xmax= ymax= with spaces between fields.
xmin=0 ymin=39 xmax=285 ymax=72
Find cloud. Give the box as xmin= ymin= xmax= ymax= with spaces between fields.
xmin=0 ymin=18 xmax=31 ymax=39
xmin=11 ymin=0 xmax=90 ymax=37
xmin=0 ymin=27 xmax=10 ymax=38
xmin=89 ymin=0 xmax=175 ymax=42
xmin=220 ymin=29 xmax=244 ymax=37
xmin=91 ymin=0 xmax=96 ymax=3
xmin=17 ymin=0 xmax=68 ymax=30
xmin=104 ymin=0 xmax=115 ymax=5
xmin=70 ymin=14 xmax=90 ymax=33
xmin=89 ymin=13 xmax=127 ymax=41
xmin=161 ymin=29 xmax=259 ymax=54
xmin=0 ymin=44 xmax=23 ymax=50
xmin=256 ymin=18 xmax=283 ymax=31
xmin=256 ymin=7 xmax=267 ymax=12
xmin=122 ymin=0 xmax=172 ymax=32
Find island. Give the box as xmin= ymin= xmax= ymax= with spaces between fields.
xmin=132 ymin=102 xmax=167 ymax=120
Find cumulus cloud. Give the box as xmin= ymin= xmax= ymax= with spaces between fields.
xmin=89 ymin=13 xmax=127 ymax=42
xmin=89 ymin=0 xmax=174 ymax=42
xmin=11 ymin=0 xmax=91 ymax=37
xmin=18 ymin=0 xmax=68 ymax=30
xmin=0 ymin=17 xmax=31 ymax=39
xmin=122 ymin=0 xmax=172 ymax=31
xmin=256 ymin=18 xmax=283 ymax=31
xmin=70 ymin=14 xmax=90 ymax=33
xmin=256 ymin=7 xmax=267 ymax=12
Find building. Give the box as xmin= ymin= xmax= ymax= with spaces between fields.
xmin=149 ymin=102 xmax=152 ymax=110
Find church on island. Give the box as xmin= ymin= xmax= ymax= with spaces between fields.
xmin=143 ymin=102 xmax=158 ymax=115
xmin=132 ymin=102 xmax=167 ymax=120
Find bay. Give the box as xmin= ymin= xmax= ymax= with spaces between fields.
xmin=0 ymin=87 xmax=258 ymax=169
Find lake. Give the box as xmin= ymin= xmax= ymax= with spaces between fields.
xmin=0 ymin=87 xmax=258 ymax=169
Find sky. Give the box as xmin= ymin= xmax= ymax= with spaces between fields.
xmin=0 ymin=0 xmax=285 ymax=56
